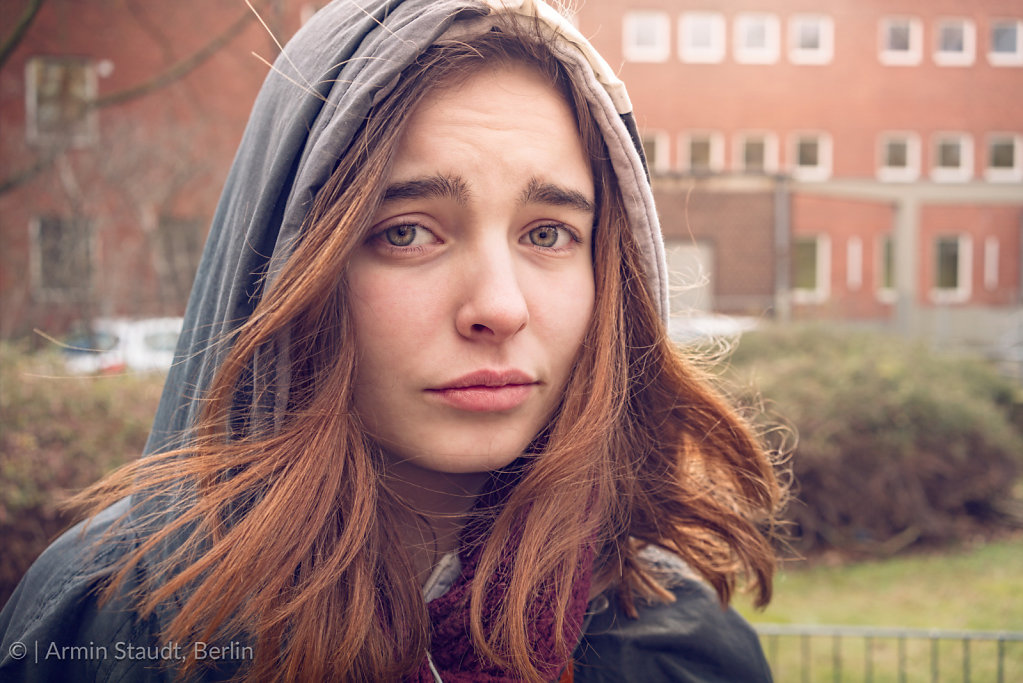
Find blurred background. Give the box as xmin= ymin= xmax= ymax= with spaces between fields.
xmin=1 ymin=1 xmax=1021 ymax=679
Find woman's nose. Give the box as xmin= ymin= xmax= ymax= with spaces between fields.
xmin=454 ymin=248 xmax=529 ymax=342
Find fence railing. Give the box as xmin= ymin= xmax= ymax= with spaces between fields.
xmin=754 ymin=624 xmax=1023 ymax=683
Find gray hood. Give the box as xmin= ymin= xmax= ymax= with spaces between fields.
xmin=145 ymin=0 xmax=666 ymax=458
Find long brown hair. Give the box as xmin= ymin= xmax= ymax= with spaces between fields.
xmin=75 ymin=20 xmax=782 ymax=683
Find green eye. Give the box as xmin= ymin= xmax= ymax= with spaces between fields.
xmin=384 ymin=225 xmax=417 ymax=246
xmin=529 ymin=225 xmax=560 ymax=248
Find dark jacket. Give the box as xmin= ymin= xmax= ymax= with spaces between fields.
xmin=574 ymin=572 xmax=772 ymax=682
xmin=1 ymin=503 xmax=771 ymax=681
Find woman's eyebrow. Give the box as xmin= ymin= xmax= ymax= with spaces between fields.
xmin=381 ymin=175 xmax=471 ymax=205
xmin=520 ymin=177 xmax=595 ymax=214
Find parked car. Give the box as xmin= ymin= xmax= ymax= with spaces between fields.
xmin=62 ymin=317 xmax=183 ymax=374
xmin=668 ymin=313 xmax=759 ymax=347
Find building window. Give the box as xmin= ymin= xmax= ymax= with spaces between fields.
xmin=30 ymin=216 xmax=93 ymax=298
xmin=847 ymin=236 xmax=863 ymax=291
xmin=793 ymin=235 xmax=830 ymax=303
xmin=679 ymin=12 xmax=726 ymax=64
xmin=930 ymin=133 xmax=974 ymax=182
xmin=879 ymin=234 xmax=896 ymax=302
xmin=984 ymin=236 xmax=999 ymax=291
xmin=788 ymin=14 xmax=834 ymax=65
xmin=790 ymin=132 xmax=832 ymax=181
xmin=985 ymin=134 xmax=1022 ymax=182
xmin=934 ymin=18 xmax=976 ymax=66
xmin=877 ymin=132 xmax=921 ymax=182
xmin=735 ymin=132 xmax=778 ymax=174
xmin=682 ymin=132 xmax=723 ymax=174
xmin=932 ymin=235 xmax=972 ymax=303
xmin=25 ymin=56 xmax=98 ymax=147
xmin=157 ymin=216 xmax=206 ymax=302
xmin=879 ymin=17 xmax=922 ymax=66
xmin=640 ymin=130 xmax=670 ymax=173
xmin=743 ymin=138 xmax=766 ymax=171
xmin=623 ymin=11 xmax=671 ymax=62
xmin=734 ymin=13 xmax=780 ymax=64
xmin=988 ymin=19 xmax=1023 ymax=66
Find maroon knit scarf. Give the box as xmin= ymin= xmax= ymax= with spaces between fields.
xmin=409 ymin=511 xmax=595 ymax=682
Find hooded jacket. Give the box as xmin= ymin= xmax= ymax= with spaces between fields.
xmin=1 ymin=1 xmax=771 ymax=680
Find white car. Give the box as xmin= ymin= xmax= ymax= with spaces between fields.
xmin=62 ymin=317 xmax=183 ymax=374
xmin=668 ymin=313 xmax=759 ymax=346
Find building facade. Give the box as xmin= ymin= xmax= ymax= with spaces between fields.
xmin=0 ymin=0 xmax=311 ymax=339
xmin=574 ymin=0 xmax=1022 ymax=350
xmin=1 ymin=0 xmax=1020 ymax=352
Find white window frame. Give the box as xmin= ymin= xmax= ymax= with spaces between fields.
xmin=734 ymin=13 xmax=780 ymax=64
xmin=931 ymin=234 xmax=972 ymax=304
xmin=681 ymin=131 xmax=725 ymax=174
xmin=984 ymin=236 xmax=999 ymax=291
xmin=847 ymin=236 xmax=863 ymax=291
xmin=930 ymin=132 xmax=974 ymax=183
xmin=640 ymin=130 xmax=671 ymax=173
xmin=988 ymin=19 xmax=1023 ymax=66
xmin=789 ymin=132 xmax=833 ymax=181
xmin=25 ymin=56 xmax=98 ymax=147
xmin=877 ymin=233 xmax=897 ymax=303
xmin=623 ymin=11 xmax=671 ymax=63
xmin=877 ymin=132 xmax=921 ymax=182
xmin=933 ymin=17 xmax=976 ymax=66
xmin=788 ymin=14 xmax=834 ymax=65
xmin=984 ymin=133 xmax=1023 ymax=182
xmin=879 ymin=17 xmax=923 ymax=66
xmin=679 ymin=12 xmax=726 ymax=64
xmin=792 ymin=234 xmax=831 ymax=304
xmin=734 ymin=131 xmax=779 ymax=174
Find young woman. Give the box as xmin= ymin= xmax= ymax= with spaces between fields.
xmin=1 ymin=1 xmax=782 ymax=680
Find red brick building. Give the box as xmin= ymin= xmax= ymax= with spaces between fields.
xmin=0 ymin=0 xmax=311 ymax=339
xmin=574 ymin=0 xmax=1022 ymax=350
xmin=2 ymin=0 xmax=1020 ymax=352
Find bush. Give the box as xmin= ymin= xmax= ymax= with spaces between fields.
xmin=0 ymin=345 xmax=165 ymax=605
xmin=725 ymin=325 xmax=1023 ymax=557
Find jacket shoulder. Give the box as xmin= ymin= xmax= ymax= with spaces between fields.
xmin=574 ymin=548 xmax=772 ymax=683
xmin=0 ymin=499 xmax=166 ymax=681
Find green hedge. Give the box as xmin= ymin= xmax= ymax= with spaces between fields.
xmin=4 ymin=329 xmax=1022 ymax=602
xmin=725 ymin=325 xmax=1023 ymax=556
xmin=0 ymin=345 xmax=164 ymax=605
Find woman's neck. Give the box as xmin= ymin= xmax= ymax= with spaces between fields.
xmin=383 ymin=459 xmax=489 ymax=585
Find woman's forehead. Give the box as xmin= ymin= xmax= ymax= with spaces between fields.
xmin=388 ymin=62 xmax=594 ymax=203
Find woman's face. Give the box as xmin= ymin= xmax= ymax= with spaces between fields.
xmin=347 ymin=62 xmax=596 ymax=475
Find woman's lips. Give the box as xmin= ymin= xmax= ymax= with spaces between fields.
xmin=426 ymin=370 xmax=538 ymax=412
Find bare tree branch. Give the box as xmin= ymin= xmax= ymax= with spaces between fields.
xmin=93 ymin=1 xmax=268 ymax=108
xmin=0 ymin=148 xmax=59 ymax=195
xmin=0 ymin=0 xmax=45 ymax=72
xmin=1 ymin=0 xmax=272 ymax=196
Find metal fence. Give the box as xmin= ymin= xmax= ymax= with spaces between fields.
xmin=754 ymin=624 xmax=1023 ymax=683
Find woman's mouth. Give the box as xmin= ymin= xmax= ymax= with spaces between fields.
xmin=426 ymin=370 xmax=538 ymax=412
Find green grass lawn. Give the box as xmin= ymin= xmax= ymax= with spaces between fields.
xmin=738 ymin=536 xmax=1023 ymax=630
xmin=735 ymin=537 xmax=1023 ymax=682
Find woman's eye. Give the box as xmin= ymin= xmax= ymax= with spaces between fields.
xmin=384 ymin=225 xmax=417 ymax=246
xmin=527 ymin=225 xmax=573 ymax=249
xmin=379 ymin=224 xmax=435 ymax=248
